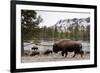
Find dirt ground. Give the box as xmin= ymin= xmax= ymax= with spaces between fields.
xmin=21 ymin=52 xmax=90 ymax=63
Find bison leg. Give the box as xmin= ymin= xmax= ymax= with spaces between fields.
xmin=62 ymin=51 xmax=64 ymax=56
xmin=65 ymin=52 xmax=68 ymax=57
xmin=73 ymin=54 xmax=76 ymax=57
xmin=80 ymin=51 xmax=84 ymax=57
xmin=73 ymin=51 xmax=77 ymax=57
xmin=62 ymin=51 xmax=68 ymax=57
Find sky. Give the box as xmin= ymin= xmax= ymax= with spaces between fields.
xmin=36 ymin=10 xmax=90 ymax=27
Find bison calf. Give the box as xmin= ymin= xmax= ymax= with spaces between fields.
xmin=31 ymin=46 xmax=38 ymax=50
xmin=30 ymin=51 xmax=40 ymax=56
xmin=43 ymin=50 xmax=52 ymax=55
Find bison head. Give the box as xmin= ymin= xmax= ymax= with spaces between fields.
xmin=53 ymin=43 xmax=60 ymax=53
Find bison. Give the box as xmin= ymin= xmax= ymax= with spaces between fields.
xmin=31 ymin=46 xmax=38 ymax=50
xmin=30 ymin=51 xmax=40 ymax=56
xmin=53 ymin=39 xmax=84 ymax=57
xmin=43 ymin=49 xmax=52 ymax=55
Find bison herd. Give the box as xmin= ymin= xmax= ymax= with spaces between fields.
xmin=24 ymin=39 xmax=85 ymax=58
xmin=29 ymin=48 xmax=53 ymax=56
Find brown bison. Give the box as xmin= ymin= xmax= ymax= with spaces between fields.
xmin=30 ymin=51 xmax=40 ymax=56
xmin=43 ymin=49 xmax=52 ymax=55
xmin=31 ymin=46 xmax=38 ymax=50
xmin=53 ymin=39 xmax=84 ymax=57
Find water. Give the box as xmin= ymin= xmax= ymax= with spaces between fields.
xmin=24 ymin=41 xmax=90 ymax=52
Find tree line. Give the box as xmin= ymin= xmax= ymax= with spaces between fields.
xmin=21 ymin=10 xmax=90 ymax=42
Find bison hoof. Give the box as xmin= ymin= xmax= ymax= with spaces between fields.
xmin=62 ymin=54 xmax=64 ymax=56
xmin=73 ymin=55 xmax=76 ymax=58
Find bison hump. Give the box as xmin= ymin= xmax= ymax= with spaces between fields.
xmin=55 ymin=39 xmax=81 ymax=47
